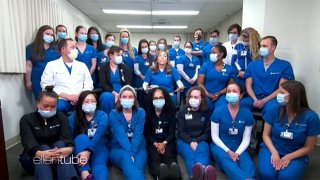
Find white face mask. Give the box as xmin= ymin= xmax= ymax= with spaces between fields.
xmin=141 ymin=47 xmax=149 ymax=54
xmin=184 ymin=48 xmax=192 ymax=54
xmin=210 ymin=53 xmax=218 ymax=63
xmin=82 ymin=103 xmax=96 ymax=114
xmin=149 ymin=45 xmax=157 ymax=51
xmin=68 ymin=49 xmax=78 ymax=60
xmin=189 ymin=98 xmax=201 ymax=108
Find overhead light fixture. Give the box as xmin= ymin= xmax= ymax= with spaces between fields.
xmin=103 ymin=9 xmax=199 ymax=16
xmin=116 ymin=25 xmax=188 ymax=29
xmin=103 ymin=9 xmax=151 ymax=15
xmin=152 ymin=11 xmax=199 ymax=15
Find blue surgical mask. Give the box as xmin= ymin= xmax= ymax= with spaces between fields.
xmin=120 ymin=98 xmax=134 ymax=109
xmin=226 ymin=92 xmax=239 ymax=105
xmin=210 ymin=53 xmax=218 ymax=63
xmin=105 ymin=40 xmax=114 ymax=48
xmin=82 ymin=103 xmax=96 ymax=114
xmin=158 ymin=44 xmax=165 ymax=50
xmin=78 ymin=34 xmax=87 ymax=42
xmin=43 ymin=35 xmax=54 ymax=44
xmin=38 ymin=109 xmax=56 ymax=118
xmin=209 ymin=37 xmax=218 ymax=44
xmin=90 ymin=34 xmax=99 ymax=42
xmin=259 ymin=47 xmax=269 ymax=57
xmin=141 ymin=47 xmax=149 ymax=54
xmin=228 ymin=33 xmax=238 ymax=41
xmin=153 ymin=99 xmax=165 ymax=109
xmin=173 ymin=41 xmax=180 ymax=48
xmin=57 ymin=32 xmax=67 ymax=39
xmin=114 ymin=55 xmax=123 ymax=64
xmin=121 ymin=38 xmax=129 ymax=45
xmin=277 ymin=93 xmax=288 ymax=106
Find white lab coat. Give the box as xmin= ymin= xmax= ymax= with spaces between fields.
xmin=41 ymin=57 xmax=93 ymax=97
xmin=222 ymin=39 xmax=241 ymax=65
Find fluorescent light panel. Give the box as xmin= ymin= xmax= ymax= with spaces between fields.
xmin=103 ymin=9 xmax=199 ymax=15
xmin=117 ymin=25 xmax=188 ymax=29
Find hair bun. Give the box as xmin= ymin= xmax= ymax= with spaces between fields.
xmin=45 ymin=85 xmax=54 ymax=92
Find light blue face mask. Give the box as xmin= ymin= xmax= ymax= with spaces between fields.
xmin=78 ymin=34 xmax=87 ymax=42
xmin=38 ymin=109 xmax=56 ymax=118
xmin=121 ymin=38 xmax=129 ymax=45
xmin=90 ymin=34 xmax=99 ymax=42
xmin=228 ymin=33 xmax=238 ymax=41
xmin=43 ymin=35 xmax=54 ymax=43
xmin=105 ymin=40 xmax=114 ymax=48
xmin=57 ymin=32 xmax=67 ymax=39
xmin=158 ymin=44 xmax=165 ymax=50
xmin=259 ymin=47 xmax=269 ymax=57
xmin=209 ymin=37 xmax=218 ymax=44
xmin=120 ymin=99 xmax=134 ymax=109
xmin=141 ymin=47 xmax=149 ymax=54
xmin=210 ymin=53 xmax=218 ymax=63
xmin=226 ymin=92 xmax=239 ymax=105
xmin=114 ymin=55 xmax=123 ymax=65
xmin=82 ymin=103 xmax=96 ymax=114
xmin=277 ymin=93 xmax=288 ymax=106
xmin=173 ymin=41 xmax=180 ymax=48
xmin=153 ymin=99 xmax=165 ymax=109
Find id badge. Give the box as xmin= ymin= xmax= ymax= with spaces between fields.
xmin=88 ymin=128 xmax=96 ymax=138
xmin=127 ymin=132 xmax=133 ymax=137
xmin=155 ymin=128 xmax=163 ymax=134
xmin=240 ymin=50 xmax=247 ymax=56
xmin=228 ymin=128 xmax=238 ymax=135
xmin=185 ymin=113 xmax=193 ymax=120
xmin=189 ymin=63 xmax=194 ymax=67
xmin=144 ymin=61 xmax=149 ymax=66
xmin=195 ymin=47 xmax=199 ymax=51
xmin=280 ymin=131 xmax=293 ymax=139
xmin=176 ymin=55 xmax=180 ymax=59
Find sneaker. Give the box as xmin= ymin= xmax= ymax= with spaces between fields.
xmin=204 ymin=165 xmax=217 ymax=180
xmin=158 ymin=163 xmax=170 ymax=180
xmin=169 ymin=162 xmax=181 ymax=179
xmin=191 ymin=163 xmax=204 ymax=180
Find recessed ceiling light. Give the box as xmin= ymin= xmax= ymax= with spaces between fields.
xmin=103 ymin=9 xmax=151 ymax=15
xmin=116 ymin=25 xmax=188 ymax=29
xmin=152 ymin=11 xmax=199 ymax=15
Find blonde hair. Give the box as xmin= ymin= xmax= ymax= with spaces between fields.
xmin=119 ymin=29 xmax=135 ymax=59
xmin=242 ymin=27 xmax=261 ymax=60
xmin=150 ymin=50 xmax=171 ymax=74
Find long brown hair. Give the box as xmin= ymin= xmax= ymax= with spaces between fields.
xmin=150 ymin=50 xmax=171 ymax=74
xmin=185 ymin=86 xmax=207 ymax=111
xmin=278 ymin=80 xmax=310 ymax=122
xmin=119 ymin=29 xmax=135 ymax=59
xmin=31 ymin=25 xmax=55 ymax=61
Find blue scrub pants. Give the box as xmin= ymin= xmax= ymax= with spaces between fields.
xmin=210 ymin=144 xmax=255 ymax=180
xmin=240 ymin=96 xmax=278 ymax=120
xmin=109 ymin=147 xmax=147 ymax=180
xmin=74 ymin=134 xmax=108 ymax=180
xmin=99 ymin=92 xmax=115 ymax=114
xmin=258 ymin=145 xmax=307 ymax=180
xmin=177 ymin=139 xmax=210 ymax=177
xmin=57 ymin=99 xmax=73 ymax=114
xmin=34 ymin=140 xmax=78 ymax=180
xmin=206 ymin=95 xmax=227 ymax=113
xmin=31 ymin=79 xmax=41 ymax=101
xmin=170 ymin=93 xmax=178 ymax=108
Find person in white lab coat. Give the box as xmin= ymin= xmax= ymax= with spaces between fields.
xmin=41 ymin=38 xmax=93 ymax=114
xmin=222 ymin=24 xmax=242 ymax=65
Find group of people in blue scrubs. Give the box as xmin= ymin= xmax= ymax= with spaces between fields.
xmin=22 ymin=23 xmax=320 ymax=180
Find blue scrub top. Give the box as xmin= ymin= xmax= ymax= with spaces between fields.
xmin=263 ymin=106 xmax=320 ymax=156
xmin=76 ymin=44 xmax=97 ymax=70
xmin=110 ymin=67 xmax=122 ymax=93
xmin=133 ymin=55 xmax=152 ymax=87
xmin=192 ymin=40 xmax=208 ymax=64
xmin=176 ymin=55 xmax=200 ymax=88
xmin=144 ymin=66 xmax=181 ymax=93
xmin=202 ymin=42 xmax=222 ymax=63
xmin=199 ymin=62 xmax=236 ymax=94
xmin=122 ymin=48 xmax=137 ymax=70
xmin=109 ymin=108 xmax=146 ymax=157
xmin=246 ymin=58 xmax=294 ymax=97
xmin=168 ymin=48 xmax=185 ymax=65
xmin=211 ymin=105 xmax=254 ymax=151
xmin=231 ymin=43 xmax=254 ymax=71
xmin=97 ymin=49 xmax=109 ymax=68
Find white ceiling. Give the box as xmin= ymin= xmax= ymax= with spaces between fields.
xmin=67 ymin=0 xmax=243 ymax=33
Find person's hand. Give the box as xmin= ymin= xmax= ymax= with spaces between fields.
xmin=254 ymin=98 xmax=267 ymax=109
xmin=55 ymin=147 xmax=73 ymax=158
xmin=237 ymin=71 xmax=245 ymax=78
xmin=190 ymin=142 xmax=198 ymax=151
xmin=112 ymin=91 xmax=119 ymax=103
xmin=174 ymin=86 xmax=184 ymax=92
xmin=227 ymin=150 xmax=238 ymax=161
xmin=211 ymin=92 xmax=221 ymax=101
xmin=278 ymin=155 xmax=291 ymax=170
xmin=77 ymin=150 xmax=91 ymax=167
xmin=25 ymin=80 xmax=32 ymax=91
xmin=157 ymin=143 xmax=166 ymax=155
xmin=271 ymin=152 xmax=280 ymax=170
xmin=188 ymin=79 xmax=195 ymax=85
xmin=67 ymin=94 xmax=78 ymax=104
xmin=140 ymin=75 xmax=145 ymax=80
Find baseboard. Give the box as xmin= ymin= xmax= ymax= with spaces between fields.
xmin=5 ymin=135 xmax=20 ymax=150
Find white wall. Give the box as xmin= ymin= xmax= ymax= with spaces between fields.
xmin=0 ymin=0 xmax=106 ymax=145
